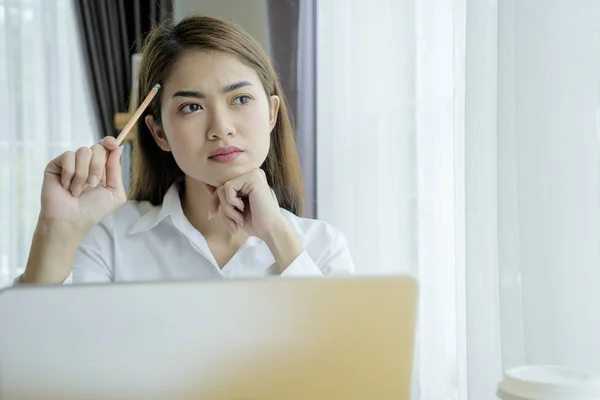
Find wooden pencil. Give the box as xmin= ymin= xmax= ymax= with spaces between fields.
xmin=115 ymin=83 xmax=161 ymax=146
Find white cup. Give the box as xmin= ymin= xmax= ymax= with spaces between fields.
xmin=497 ymin=365 xmax=600 ymax=400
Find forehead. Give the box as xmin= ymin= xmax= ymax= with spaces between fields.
xmin=164 ymin=50 xmax=262 ymax=92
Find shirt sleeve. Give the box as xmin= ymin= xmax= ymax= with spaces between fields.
xmin=281 ymin=230 xmax=355 ymax=277
xmin=12 ymin=220 xmax=113 ymax=285
xmin=71 ymin=220 xmax=114 ymax=283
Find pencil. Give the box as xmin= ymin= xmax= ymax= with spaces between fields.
xmin=115 ymin=83 xmax=161 ymax=146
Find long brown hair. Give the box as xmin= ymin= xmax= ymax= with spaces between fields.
xmin=129 ymin=15 xmax=304 ymax=216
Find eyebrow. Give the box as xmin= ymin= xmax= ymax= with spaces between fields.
xmin=171 ymin=81 xmax=254 ymax=99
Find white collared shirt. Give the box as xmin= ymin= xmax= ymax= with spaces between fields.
xmin=68 ymin=184 xmax=354 ymax=283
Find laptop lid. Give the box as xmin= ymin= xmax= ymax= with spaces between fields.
xmin=0 ymin=276 xmax=417 ymax=399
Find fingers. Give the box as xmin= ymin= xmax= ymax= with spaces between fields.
xmin=216 ymin=187 xmax=244 ymax=228
xmin=50 ymin=138 xmax=123 ymax=197
xmin=222 ymin=214 xmax=239 ymax=235
xmin=100 ymin=136 xmax=119 ymax=152
xmin=222 ymin=168 xmax=265 ymax=198
xmin=207 ymin=185 xmax=242 ymax=235
xmin=209 ymin=170 xmax=270 ymax=233
xmin=58 ymin=151 xmax=75 ymax=190
xmin=87 ymin=143 xmax=107 ymax=188
xmin=105 ymin=145 xmax=124 ymax=191
xmin=70 ymin=147 xmax=93 ymax=197
xmin=223 ymin=182 xmax=245 ymax=211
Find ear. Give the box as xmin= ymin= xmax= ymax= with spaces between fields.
xmin=268 ymin=95 xmax=280 ymax=133
xmin=145 ymin=114 xmax=170 ymax=151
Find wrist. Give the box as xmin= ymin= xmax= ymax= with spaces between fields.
xmin=36 ymin=216 xmax=90 ymax=238
xmin=263 ymin=219 xmax=303 ymax=273
xmin=21 ymin=219 xmax=87 ymax=284
xmin=260 ymin=216 xmax=290 ymax=244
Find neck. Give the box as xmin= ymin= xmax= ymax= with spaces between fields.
xmin=181 ymin=176 xmax=247 ymax=244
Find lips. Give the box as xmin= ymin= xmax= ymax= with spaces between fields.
xmin=208 ymin=146 xmax=243 ymax=163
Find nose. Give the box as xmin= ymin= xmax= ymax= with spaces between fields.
xmin=206 ymin=107 xmax=235 ymax=140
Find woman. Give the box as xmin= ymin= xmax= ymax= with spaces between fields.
xmin=21 ymin=15 xmax=354 ymax=284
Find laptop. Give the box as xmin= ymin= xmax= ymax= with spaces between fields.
xmin=0 ymin=276 xmax=417 ymax=399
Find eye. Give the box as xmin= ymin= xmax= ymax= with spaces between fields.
xmin=232 ymin=95 xmax=251 ymax=106
xmin=180 ymin=103 xmax=203 ymax=114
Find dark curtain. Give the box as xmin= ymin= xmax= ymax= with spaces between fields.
xmin=267 ymin=0 xmax=300 ymax=127
xmin=73 ymin=0 xmax=173 ymax=139
xmin=267 ymin=0 xmax=317 ymax=218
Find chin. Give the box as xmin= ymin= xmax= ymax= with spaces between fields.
xmin=197 ymin=165 xmax=258 ymax=187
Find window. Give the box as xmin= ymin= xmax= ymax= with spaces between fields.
xmin=0 ymin=0 xmax=98 ymax=287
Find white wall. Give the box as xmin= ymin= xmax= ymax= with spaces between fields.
xmin=174 ymin=0 xmax=269 ymax=51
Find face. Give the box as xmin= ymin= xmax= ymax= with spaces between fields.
xmin=146 ymin=50 xmax=280 ymax=187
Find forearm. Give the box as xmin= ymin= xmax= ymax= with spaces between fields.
xmin=21 ymin=221 xmax=85 ymax=284
xmin=263 ymin=220 xmax=303 ymax=273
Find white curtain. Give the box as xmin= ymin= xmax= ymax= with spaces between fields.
xmin=317 ymin=0 xmax=600 ymax=399
xmin=0 ymin=0 xmax=97 ymax=287
xmin=496 ymin=0 xmax=600 ymax=373
xmin=317 ymin=1 xmax=467 ymax=397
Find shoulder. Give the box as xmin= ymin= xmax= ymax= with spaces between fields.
xmin=89 ymin=200 xmax=155 ymax=241
xmin=73 ymin=201 xmax=152 ymax=282
xmin=78 ymin=200 xmax=155 ymax=260
xmin=99 ymin=201 xmax=151 ymax=230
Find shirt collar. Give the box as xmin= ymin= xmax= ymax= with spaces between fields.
xmin=128 ymin=182 xmax=280 ymax=235
xmin=128 ymin=183 xmax=183 ymax=235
